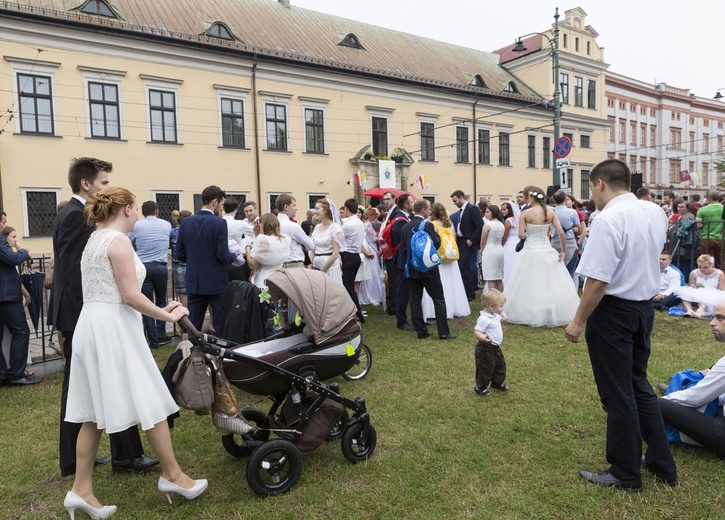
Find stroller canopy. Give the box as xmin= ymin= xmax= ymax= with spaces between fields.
xmin=266 ymin=268 xmax=358 ymax=345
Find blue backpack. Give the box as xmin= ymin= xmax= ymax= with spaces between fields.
xmin=406 ymin=222 xmax=442 ymax=277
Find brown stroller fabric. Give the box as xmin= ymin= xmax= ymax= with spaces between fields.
xmin=266 ymin=268 xmax=359 ymax=346
xmin=278 ymin=391 xmax=345 ymax=451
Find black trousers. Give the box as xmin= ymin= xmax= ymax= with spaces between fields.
xmin=395 ymin=268 xmax=409 ymax=327
xmin=59 ymin=330 xmax=144 ymax=473
xmin=652 ymin=293 xmax=682 ymax=309
xmin=340 ymin=251 xmax=364 ymax=322
xmin=188 ymin=293 xmax=225 ymax=333
xmin=585 ymin=296 xmax=677 ymax=482
xmin=408 ymin=276 xmax=449 ymax=337
xmin=457 ymin=239 xmax=478 ymax=301
xmin=475 ymin=342 xmax=506 ymax=389
xmin=659 ymin=400 xmax=725 ymax=457
xmin=384 ymin=258 xmax=397 ymax=313
xmin=0 ymin=301 xmax=30 ymax=381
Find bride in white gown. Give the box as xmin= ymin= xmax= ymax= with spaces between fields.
xmin=503 ymin=186 xmax=580 ymax=327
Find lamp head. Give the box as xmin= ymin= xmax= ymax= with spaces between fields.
xmin=512 ymin=38 xmax=527 ymax=56
xmin=715 ymin=91 xmax=724 ymax=100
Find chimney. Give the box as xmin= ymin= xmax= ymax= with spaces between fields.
xmin=279 ymin=0 xmax=291 ymax=7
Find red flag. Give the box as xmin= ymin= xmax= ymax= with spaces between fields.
xmin=679 ymin=170 xmax=691 ymax=182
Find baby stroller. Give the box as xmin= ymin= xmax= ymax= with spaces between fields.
xmin=180 ymin=269 xmax=377 ymax=496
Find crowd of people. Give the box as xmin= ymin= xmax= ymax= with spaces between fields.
xmin=5 ymin=155 xmax=725 ymax=517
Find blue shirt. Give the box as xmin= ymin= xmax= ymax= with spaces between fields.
xmin=551 ymin=205 xmax=579 ymax=240
xmin=129 ymin=216 xmax=172 ymax=263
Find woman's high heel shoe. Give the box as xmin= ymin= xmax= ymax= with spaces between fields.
xmin=64 ymin=491 xmax=117 ymax=519
xmin=158 ymin=476 xmax=208 ymax=504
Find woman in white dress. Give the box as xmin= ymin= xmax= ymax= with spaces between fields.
xmin=421 ymin=203 xmax=470 ymax=320
xmin=503 ymin=186 xmax=580 ymax=327
xmin=359 ymin=207 xmax=384 ymax=306
xmin=676 ymin=254 xmax=725 ymax=317
xmin=310 ymin=198 xmax=343 ymax=284
xmin=480 ymin=205 xmax=505 ymax=292
xmin=64 ymin=188 xmax=206 ymax=519
xmin=245 ymin=213 xmax=291 ymax=289
xmin=501 ymin=202 xmax=520 ymax=287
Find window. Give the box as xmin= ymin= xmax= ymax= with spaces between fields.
xmin=560 ymin=73 xmax=569 ymax=104
xmin=586 ymin=41 xmax=591 ymax=55
xmin=527 ymin=135 xmax=536 ymax=168
xmin=267 ymin=194 xmax=280 ymax=213
xmin=669 ymin=159 xmax=681 ymax=183
xmin=575 ymin=37 xmax=579 ymax=52
xmin=630 ymin=103 xmax=636 ymax=113
xmin=689 ymin=116 xmax=695 ymax=125
xmin=650 ymin=126 xmax=656 ymax=147
xmin=563 ymin=34 xmax=568 ymax=48
xmin=574 ymin=76 xmax=583 ymax=107
xmin=640 ymin=124 xmax=646 ymax=146
xmin=221 ymin=98 xmax=245 ymax=148
xmin=718 ymin=136 xmax=723 ymax=154
xmin=471 ymin=75 xmax=487 ymax=88
xmin=372 ymin=116 xmax=388 ymax=157
xmin=308 ymin=194 xmax=327 ymax=209
xmin=689 ymin=132 xmax=695 ymax=153
xmin=78 ymin=0 xmax=117 ymax=17
xmin=607 ymin=97 xmax=614 ymax=108
xmin=204 ymin=22 xmax=235 ymax=40
xmin=619 ymin=100 xmax=625 ymax=110
xmin=705 ymin=118 xmax=711 ymax=127
xmin=689 ymin=161 xmax=695 ymax=175
xmin=670 ymin=128 xmax=681 ymax=149
xmin=153 ymin=192 xmax=181 ymax=223
xmin=580 ymin=170 xmax=590 ymax=198
xmin=266 ymin=104 xmax=288 ymax=151
xmin=21 ymin=189 xmax=60 ymax=237
xmin=587 ymin=80 xmax=596 ymax=109
xmin=422 ymin=195 xmax=436 ymax=204
xmin=499 ymin=132 xmax=510 ymax=166
xmin=563 ymin=132 xmax=574 ymax=145
xmin=580 ymin=135 xmax=590 ymax=149
xmin=650 ymin=159 xmax=656 ymax=182
xmin=304 ymin=108 xmax=325 ymax=154
xmin=640 ymin=106 xmax=646 ymax=115
xmin=619 ymin=121 xmax=625 ymax=143
xmin=703 ymin=163 xmax=710 ymax=185
xmin=456 ymin=126 xmax=469 ymax=163
xmin=608 ymin=117 xmax=615 ymax=141
xmin=542 ymin=136 xmax=551 ymax=169
xmin=420 ymin=122 xmax=435 ymax=162
xmin=17 ymin=74 xmax=54 ymax=134
xmin=630 ymin=156 xmax=637 ymax=173
xmin=704 ymin=134 xmax=710 ymax=153
xmin=478 ymin=129 xmax=491 ymax=164
xmin=629 ymin=121 xmax=636 ymax=145
xmin=339 ymin=33 xmax=364 ymax=50
xmin=650 ymin=108 xmax=656 ymax=117
xmin=149 ymin=89 xmax=177 ymax=143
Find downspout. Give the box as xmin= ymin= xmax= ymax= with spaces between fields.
xmin=472 ymin=100 xmax=478 ymax=198
xmin=252 ymin=61 xmax=262 ymax=205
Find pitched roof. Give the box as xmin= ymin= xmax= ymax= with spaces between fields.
xmin=3 ymin=0 xmax=543 ymax=101
xmin=493 ymin=35 xmax=544 ymax=65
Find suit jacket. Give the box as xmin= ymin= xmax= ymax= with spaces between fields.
xmin=391 ymin=211 xmax=411 ymax=270
xmin=0 ymin=235 xmax=30 ymax=302
xmin=49 ymin=197 xmax=92 ymax=331
xmin=453 ymin=202 xmax=484 ymax=249
xmin=398 ymin=216 xmax=441 ymax=278
xmin=176 ymin=209 xmax=235 ymax=295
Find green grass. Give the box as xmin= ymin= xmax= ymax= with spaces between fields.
xmin=1 ymin=307 xmax=724 ymax=519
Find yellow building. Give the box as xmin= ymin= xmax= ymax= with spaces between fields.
xmin=1 ymin=0 xmax=608 ymax=252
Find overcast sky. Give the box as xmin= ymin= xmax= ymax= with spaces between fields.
xmin=292 ymin=0 xmax=725 ymax=101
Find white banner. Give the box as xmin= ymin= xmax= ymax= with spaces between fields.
xmin=378 ymin=160 xmax=396 ymax=188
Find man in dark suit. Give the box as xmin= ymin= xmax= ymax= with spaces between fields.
xmin=451 ymin=190 xmax=484 ymax=301
xmin=400 ymin=199 xmax=457 ymax=340
xmin=391 ymin=194 xmax=413 ymax=330
xmin=0 ymin=222 xmax=38 ymax=385
xmin=50 ymin=157 xmax=156 ymax=477
xmin=380 ymin=191 xmax=402 ymax=316
xmin=176 ymin=185 xmax=236 ymax=333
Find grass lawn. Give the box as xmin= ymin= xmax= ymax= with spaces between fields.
xmin=1 ymin=305 xmax=724 ymax=519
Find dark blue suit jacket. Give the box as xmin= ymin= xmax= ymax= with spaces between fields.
xmin=453 ymin=202 xmax=484 ymax=249
xmin=176 ymin=209 xmax=235 ymax=295
xmin=0 ymin=235 xmax=30 ymax=302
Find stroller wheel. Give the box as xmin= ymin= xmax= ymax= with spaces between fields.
xmin=222 ymin=408 xmax=270 ymax=458
xmin=246 ymin=440 xmax=303 ymax=497
xmin=341 ymin=422 xmax=377 ymax=463
xmin=326 ymin=410 xmax=350 ymax=442
xmin=342 ymin=343 xmax=372 ymax=381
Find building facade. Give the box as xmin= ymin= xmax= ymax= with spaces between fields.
xmin=605 ymin=72 xmax=725 ymax=199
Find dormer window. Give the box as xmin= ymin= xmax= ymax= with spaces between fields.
xmin=471 ymin=75 xmax=487 ymax=88
xmin=339 ymin=33 xmax=364 ymax=50
xmin=76 ymin=0 xmax=118 ymax=18
xmin=204 ymin=22 xmax=235 ymax=41
xmin=504 ymin=82 xmax=519 ymax=93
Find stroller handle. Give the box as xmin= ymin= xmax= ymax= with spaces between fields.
xmin=178 ymin=317 xmax=214 ymax=353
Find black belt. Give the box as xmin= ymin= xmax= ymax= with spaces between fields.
xmin=144 ymin=261 xmax=167 ymax=266
xmin=315 ymin=253 xmax=331 ymax=257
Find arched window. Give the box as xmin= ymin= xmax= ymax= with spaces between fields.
xmin=77 ymin=0 xmax=118 ymax=18
xmin=338 ymin=33 xmax=364 ymax=50
xmin=503 ymin=81 xmax=519 ymax=93
xmin=471 ymin=75 xmax=487 ymax=88
xmin=204 ymin=22 xmax=235 ymax=41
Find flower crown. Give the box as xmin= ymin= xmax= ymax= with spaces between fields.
xmin=530 ymin=191 xmax=544 ymax=200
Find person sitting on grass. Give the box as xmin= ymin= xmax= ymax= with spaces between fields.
xmin=473 ymin=289 xmax=508 ymax=397
xmin=652 ymin=251 xmax=684 ymax=310
xmin=679 ymin=255 xmax=725 ymax=318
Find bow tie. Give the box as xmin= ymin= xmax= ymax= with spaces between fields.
xmin=661 ymin=269 xmax=668 ymax=274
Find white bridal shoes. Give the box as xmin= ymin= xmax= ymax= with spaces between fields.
xmin=64 ymin=491 xmax=117 ymax=519
xmin=158 ymin=476 xmax=208 ymax=504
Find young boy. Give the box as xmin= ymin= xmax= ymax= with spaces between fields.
xmin=474 ymin=289 xmax=508 ymax=396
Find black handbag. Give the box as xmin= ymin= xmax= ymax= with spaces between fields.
xmin=515 ymin=238 xmax=526 ymax=252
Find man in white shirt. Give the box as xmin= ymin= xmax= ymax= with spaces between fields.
xmin=240 ymin=200 xmax=258 ymax=241
xmin=340 ymin=198 xmax=366 ymax=323
xmin=223 ymin=197 xmax=247 ymax=282
xmin=565 ymin=159 xmax=677 ymax=491
xmin=658 ymin=301 xmax=725 ymax=457
xmin=652 ymin=251 xmax=683 ymax=310
xmin=275 ymin=194 xmax=314 ymax=269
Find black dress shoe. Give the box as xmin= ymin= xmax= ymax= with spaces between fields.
xmin=112 ymin=454 xmax=160 ymax=473
xmin=579 ymin=469 xmax=642 ymax=491
xmin=8 ymin=376 xmax=42 ymax=385
xmin=61 ymin=456 xmax=112 ymax=477
xmin=397 ymin=323 xmax=413 ymax=331
xmin=439 ymin=334 xmax=458 ymax=340
xmin=417 ymin=331 xmax=431 ymax=339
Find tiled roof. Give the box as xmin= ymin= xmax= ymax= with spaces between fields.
xmin=493 ymin=35 xmax=544 ymax=64
xmin=2 ymin=0 xmax=543 ymax=101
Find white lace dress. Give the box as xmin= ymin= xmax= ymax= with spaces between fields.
xmin=503 ymin=224 xmax=580 ymax=327
xmin=481 ymin=219 xmax=505 ymax=281
xmin=502 ymin=217 xmax=519 ymax=287
xmin=311 ymin=222 xmax=343 ymax=284
xmin=65 ymin=229 xmax=178 ymax=433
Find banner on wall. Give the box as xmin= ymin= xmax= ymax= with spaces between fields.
xmin=415 ymin=175 xmax=430 ymax=191
xmin=378 ymin=160 xmax=396 ymax=188
xmin=352 ymin=170 xmax=368 ymax=190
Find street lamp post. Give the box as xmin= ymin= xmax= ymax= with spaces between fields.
xmin=512 ymin=8 xmax=561 ymax=187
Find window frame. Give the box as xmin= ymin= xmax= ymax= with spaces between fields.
xmin=527 ymin=134 xmax=536 ymax=168
xmin=151 ymin=191 xmax=183 ymax=223
xmin=574 ymin=76 xmax=583 ymax=107
xmin=371 ymin=115 xmax=389 ymax=157
xmin=542 ymin=136 xmax=551 ymax=170
xmin=141 ymin=75 xmax=182 ymax=145
xmin=455 ymin=125 xmax=470 ymax=164
xmin=8 ymin=58 xmax=61 ymax=136
xmin=498 ymin=131 xmax=510 ymax=166
xmin=260 ymin=92 xmax=292 ymax=152
xmin=265 ymin=103 xmax=288 ymax=152
xmin=307 ymin=193 xmax=328 ymax=210
xmin=80 ymin=67 xmax=125 ymax=141
xmin=560 ymin=72 xmax=569 ymax=105
xmin=580 ymin=134 xmax=591 ymax=149
xmin=20 ymin=187 xmax=61 ymax=237
xmin=215 ymin=86 xmax=249 ymax=149
xmin=587 ymin=79 xmax=596 ymax=109
xmin=419 ymin=121 xmax=436 ymax=162
xmin=477 ymin=127 xmax=491 ymax=165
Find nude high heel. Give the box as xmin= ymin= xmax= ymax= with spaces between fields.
xmin=63 ymin=491 xmax=117 ymax=519
xmin=157 ymin=476 xmax=208 ymax=504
